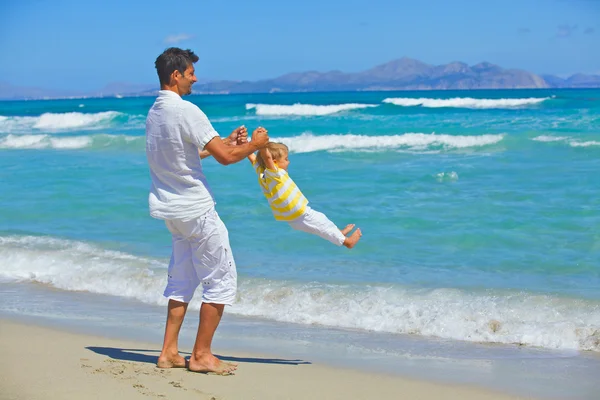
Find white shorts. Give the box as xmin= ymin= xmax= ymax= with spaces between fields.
xmin=288 ymin=207 xmax=345 ymax=246
xmin=163 ymin=208 xmax=237 ymax=305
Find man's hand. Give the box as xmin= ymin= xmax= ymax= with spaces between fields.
xmin=236 ymin=125 xmax=248 ymax=145
xmin=204 ymin=126 xmax=269 ymax=165
xmin=226 ymin=125 xmax=247 ymax=146
xmin=251 ymin=127 xmax=269 ymax=149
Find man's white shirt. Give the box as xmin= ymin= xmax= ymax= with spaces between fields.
xmin=146 ymin=90 xmax=219 ymax=221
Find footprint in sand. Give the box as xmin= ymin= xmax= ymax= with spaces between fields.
xmin=82 ymin=357 xmax=218 ymax=399
xmin=169 ymin=381 xmax=184 ymax=389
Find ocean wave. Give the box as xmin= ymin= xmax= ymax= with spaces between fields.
xmin=436 ymin=171 xmax=459 ymax=182
xmin=276 ymin=132 xmax=505 ymax=153
xmin=532 ymin=135 xmax=569 ymax=142
xmin=234 ymin=280 xmax=600 ymax=352
xmin=246 ymin=103 xmax=378 ymax=116
xmin=0 ymin=133 xmax=143 ymax=150
xmin=383 ymin=97 xmax=550 ymax=109
xmin=1 ymin=234 xmax=599 ymax=352
xmin=0 ymin=235 xmax=167 ymax=305
xmin=570 ymin=140 xmax=600 ymax=147
xmin=531 ymin=135 xmax=600 ymax=148
xmin=0 ymin=132 xmax=503 ymax=152
xmin=0 ymin=111 xmax=144 ymax=133
xmin=5 ymin=131 xmax=597 ymax=153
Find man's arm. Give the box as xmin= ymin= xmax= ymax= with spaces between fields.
xmin=199 ymin=126 xmax=247 ymax=159
xmin=205 ymin=127 xmax=268 ymax=165
xmin=238 ymin=128 xmax=257 ymax=164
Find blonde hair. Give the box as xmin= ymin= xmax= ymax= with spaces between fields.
xmin=255 ymin=142 xmax=289 ymax=170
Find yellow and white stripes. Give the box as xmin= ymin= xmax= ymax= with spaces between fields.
xmin=253 ymin=162 xmax=308 ymax=221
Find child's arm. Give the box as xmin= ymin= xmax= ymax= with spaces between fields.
xmin=259 ymin=147 xmax=277 ymax=170
xmin=247 ymin=152 xmax=257 ymax=164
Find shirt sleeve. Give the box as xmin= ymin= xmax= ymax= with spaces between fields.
xmin=180 ymin=102 xmax=219 ymax=149
xmin=252 ymin=159 xmax=262 ymax=175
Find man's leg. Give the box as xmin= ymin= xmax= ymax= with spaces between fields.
xmin=157 ymin=299 xmax=189 ymax=368
xmin=157 ymin=219 xmax=197 ymax=369
xmin=186 ymin=209 xmax=237 ymax=374
xmin=188 ymin=302 xmax=236 ymax=374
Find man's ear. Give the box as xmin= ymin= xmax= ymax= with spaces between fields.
xmin=169 ymin=70 xmax=180 ymax=85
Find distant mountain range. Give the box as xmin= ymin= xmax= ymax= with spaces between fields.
xmin=2 ymin=58 xmax=599 ymax=100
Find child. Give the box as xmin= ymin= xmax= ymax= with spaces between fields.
xmin=247 ymin=141 xmax=362 ymax=248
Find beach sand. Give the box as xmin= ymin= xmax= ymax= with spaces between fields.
xmin=0 ymin=318 xmax=531 ymax=400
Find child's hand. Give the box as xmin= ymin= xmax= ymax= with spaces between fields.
xmin=252 ymin=127 xmax=269 ymax=149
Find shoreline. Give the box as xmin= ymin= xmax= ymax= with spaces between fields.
xmin=0 ymin=317 xmax=532 ymax=400
xmin=1 ymin=281 xmax=599 ymax=400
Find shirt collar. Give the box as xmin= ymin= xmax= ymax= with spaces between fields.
xmin=158 ymin=90 xmax=182 ymax=100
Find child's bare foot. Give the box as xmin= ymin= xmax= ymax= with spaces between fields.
xmin=343 ymin=228 xmax=362 ymax=249
xmin=340 ymin=224 xmax=355 ymax=235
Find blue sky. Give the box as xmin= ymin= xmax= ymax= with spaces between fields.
xmin=1 ymin=0 xmax=598 ymax=91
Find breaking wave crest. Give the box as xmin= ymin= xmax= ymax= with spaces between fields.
xmin=383 ymin=97 xmax=551 ymax=109
xmin=0 ymin=111 xmax=144 ymax=133
xmin=0 ymin=133 xmax=143 ymax=150
xmin=246 ymin=103 xmax=378 ymax=116
xmin=275 ymin=132 xmax=505 ymax=153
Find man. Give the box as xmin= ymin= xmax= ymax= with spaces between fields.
xmin=146 ymin=47 xmax=268 ymax=375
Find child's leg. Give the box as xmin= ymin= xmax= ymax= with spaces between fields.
xmin=288 ymin=207 xmax=346 ymax=246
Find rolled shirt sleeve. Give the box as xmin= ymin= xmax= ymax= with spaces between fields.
xmin=181 ymin=102 xmax=219 ymax=149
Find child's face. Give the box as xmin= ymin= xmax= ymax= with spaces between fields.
xmin=275 ymin=152 xmax=290 ymax=171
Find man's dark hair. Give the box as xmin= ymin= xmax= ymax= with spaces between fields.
xmin=155 ymin=47 xmax=199 ymax=86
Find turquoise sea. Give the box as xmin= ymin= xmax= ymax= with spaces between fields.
xmin=1 ymin=89 xmax=599 ymax=398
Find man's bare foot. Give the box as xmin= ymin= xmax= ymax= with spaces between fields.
xmin=340 ymin=224 xmax=355 ymax=235
xmin=188 ymin=353 xmax=237 ymax=376
xmin=343 ymin=228 xmax=362 ymax=249
xmin=156 ymin=354 xmax=187 ymax=368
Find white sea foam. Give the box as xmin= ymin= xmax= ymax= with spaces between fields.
xmin=531 ymin=136 xmax=600 ymax=148
xmin=1 ymin=235 xmax=599 ymax=352
xmin=33 ymin=111 xmax=121 ymax=130
xmin=0 ymin=133 xmax=143 ymax=150
xmin=0 ymin=116 xmax=39 ymax=133
xmin=233 ymin=281 xmax=600 ymax=352
xmin=382 ymin=97 xmax=550 ymax=109
xmin=0 ymin=111 xmax=125 ymax=133
xmin=0 ymin=132 xmax=502 ymax=152
xmin=0 ymin=134 xmax=50 ymax=149
xmin=275 ymin=132 xmax=505 ymax=153
xmin=0 ymin=236 xmax=167 ymax=306
xmin=246 ymin=103 xmax=378 ymax=116
xmin=49 ymin=137 xmax=93 ymax=149
xmin=0 ymin=134 xmax=92 ymax=150
xmin=436 ymin=171 xmax=459 ymax=182
xmin=570 ymin=140 xmax=600 ymax=147
xmin=532 ymin=135 xmax=568 ymax=142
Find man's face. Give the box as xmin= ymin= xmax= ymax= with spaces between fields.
xmin=177 ymin=64 xmax=197 ymax=95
